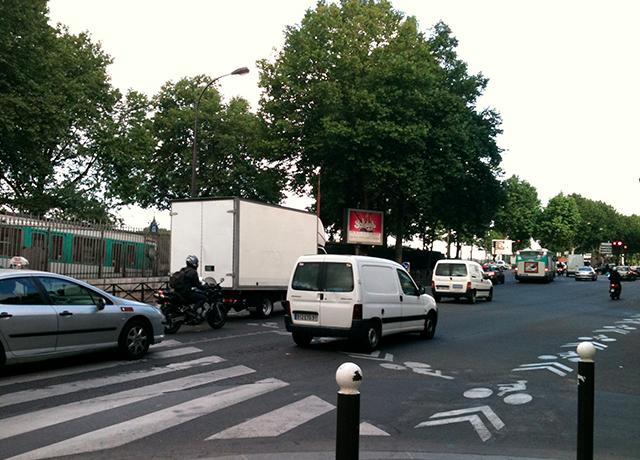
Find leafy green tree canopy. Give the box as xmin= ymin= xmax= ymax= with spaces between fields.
xmin=537 ymin=193 xmax=581 ymax=252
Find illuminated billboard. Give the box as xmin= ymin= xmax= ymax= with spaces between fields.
xmin=346 ymin=209 xmax=384 ymax=245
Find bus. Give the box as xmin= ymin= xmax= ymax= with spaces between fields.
xmin=514 ymin=248 xmax=556 ymax=282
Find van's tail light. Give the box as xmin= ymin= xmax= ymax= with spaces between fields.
xmin=352 ymin=304 xmax=363 ymax=320
xmin=431 ymin=281 xmax=435 ymax=289
xmin=282 ymin=300 xmax=291 ymax=315
xmin=466 ymin=281 xmax=472 ymax=290
xmin=544 ymin=267 xmax=549 ymax=272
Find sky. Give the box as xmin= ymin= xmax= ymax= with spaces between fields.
xmin=47 ymin=0 xmax=640 ymax=232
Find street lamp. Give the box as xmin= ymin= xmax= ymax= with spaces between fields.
xmin=191 ymin=66 xmax=250 ymax=197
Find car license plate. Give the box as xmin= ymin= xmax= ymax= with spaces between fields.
xmin=294 ymin=312 xmax=318 ymax=321
xmin=436 ymin=285 xmax=449 ymax=290
xmin=453 ymin=284 xmax=463 ymax=289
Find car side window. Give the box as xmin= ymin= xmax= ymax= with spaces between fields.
xmin=396 ymin=269 xmax=419 ymax=296
xmin=0 ymin=277 xmax=47 ymax=305
xmin=38 ymin=277 xmax=105 ymax=306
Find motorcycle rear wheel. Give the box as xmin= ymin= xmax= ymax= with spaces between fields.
xmin=164 ymin=318 xmax=181 ymax=334
xmin=206 ymin=302 xmax=226 ymax=329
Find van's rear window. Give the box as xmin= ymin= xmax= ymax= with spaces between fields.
xmin=291 ymin=262 xmax=354 ymax=292
xmin=435 ymin=263 xmax=467 ymax=276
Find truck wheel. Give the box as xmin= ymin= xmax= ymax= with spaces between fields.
xmin=361 ymin=323 xmax=381 ymax=352
xmin=255 ymin=297 xmax=274 ymax=318
xmin=420 ymin=313 xmax=437 ymax=340
xmin=119 ymin=320 xmax=150 ymax=360
xmin=292 ymin=331 xmax=312 ymax=347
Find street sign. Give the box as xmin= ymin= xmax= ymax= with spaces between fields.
xmin=599 ymin=242 xmax=612 ymax=255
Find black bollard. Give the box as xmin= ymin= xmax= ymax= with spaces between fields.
xmin=577 ymin=342 xmax=596 ymax=460
xmin=335 ymin=362 xmax=362 ymax=460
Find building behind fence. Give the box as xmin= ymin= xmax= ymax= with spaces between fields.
xmin=0 ymin=213 xmax=171 ymax=289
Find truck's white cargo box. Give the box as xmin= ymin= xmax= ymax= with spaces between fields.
xmin=170 ymin=197 xmax=324 ymax=291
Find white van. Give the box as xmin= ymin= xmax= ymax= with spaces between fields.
xmin=284 ymin=255 xmax=438 ymax=350
xmin=431 ymin=259 xmax=493 ymax=303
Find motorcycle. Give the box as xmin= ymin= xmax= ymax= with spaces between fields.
xmin=609 ymin=281 xmax=621 ymax=300
xmin=154 ymin=277 xmax=227 ymax=334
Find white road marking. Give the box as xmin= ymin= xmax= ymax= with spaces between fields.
xmin=360 ymin=422 xmax=390 ymax=436
xmin=150 ymin=339 xmax=183 ymax=349
xmin=415 ymin=405 xmax=504 ymax=442
xmin=0 ymin=365 xmax=254 ymax=440
xmin=0 ymin=355 xmax=224 ymax=408
xmin=8 ymin=378 xmax=288 ymax=460
xmin=463 ymin=388 xmax=493 ymax=399
xmin=503 ymin=393 xmax=533 ymax=405
xmin=150 ymin=346 xmax=202 ymax=358
xmin=206 ymin=395 xmax=334 ymax=439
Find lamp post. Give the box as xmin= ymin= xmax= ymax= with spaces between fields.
xmin=190 ymin=66 xmax=250 ymax=198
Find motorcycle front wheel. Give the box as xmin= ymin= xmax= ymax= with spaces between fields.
xmin=206 ymin=302 xmax=226 ymax=329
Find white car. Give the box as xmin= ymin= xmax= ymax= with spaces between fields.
xmin=0 ymin=270 xmax=165 ymax=367
xmin=494 ymin=260 xmax=508 ymax=269
xmin=575 ymin=266 xmax=597 ymax=281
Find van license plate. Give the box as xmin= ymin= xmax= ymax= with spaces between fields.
xmin=294 ymin=312 xmax=318 ymax=321
xmin=453 ymin=284 xmax=463 ymax=289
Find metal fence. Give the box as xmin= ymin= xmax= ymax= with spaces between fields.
xmin=0 ymin=213 xmax=171 ymax=280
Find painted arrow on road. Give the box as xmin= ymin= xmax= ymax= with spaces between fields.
xmin=415 ymin=405 xmax=504 ymax=442
xmin=512 ymin=362 xmax=573 ymax=377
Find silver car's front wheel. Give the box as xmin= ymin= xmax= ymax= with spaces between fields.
xmin=119 ymin=320 xmax=150 ymax=360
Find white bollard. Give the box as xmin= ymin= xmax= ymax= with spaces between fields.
xmin=335 ymin=362 xmax=362 ymax=460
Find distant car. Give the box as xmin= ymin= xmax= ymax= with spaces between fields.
xmin=0 ymin=270 xmax=165 ymax=367
xmin=482 ymin=264 xmax=505 ymax=285
xmin=575 ymin=266 xmax=597 ymax=281
xmin=613 ymin=266 xmax=637 ymax=281
xmin=494 ymin=260 xmax=508 ymax=269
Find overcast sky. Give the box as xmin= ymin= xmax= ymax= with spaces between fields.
xmin=48 ymin=0 xmax=640 ymax=230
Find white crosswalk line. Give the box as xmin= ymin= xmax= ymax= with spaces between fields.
xmin=0 ymin=342 xmax=189 ymax=388
xmin=360 ymin=422 xmax=390 ymax=436
xmin=9 ymin=378 xmax=289 ymax=460
xmin=150 ymin=346 xmax=202 ymax=358
xmin=206 ymin=395 xmax=334 ymax=439
xmin=0 ymin=365 xmax=254 ymax=440
xmin=0 ymin=355 xmax=224 ymax=408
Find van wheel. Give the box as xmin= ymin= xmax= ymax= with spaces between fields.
xmin=421 ymin=314 xmax=437 ymax=340
xmin=468 ymin=290 xmax=477 ymax=304
xmin=0 ymin=342 xmax=6 ymax=368
xmin=292 ymin=331 xmax=312 ymax=347
xmin=361 ymin=323 xmax=381 ymax=352
xmin=433 ymin=293 xmax=441 ymax=302
xmin=486 ymin=288 xmax=493 ymax=302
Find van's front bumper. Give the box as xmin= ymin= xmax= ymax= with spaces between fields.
xmin=284 ymin=315 xmax=369 ymax=339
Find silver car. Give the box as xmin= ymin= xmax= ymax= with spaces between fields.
xmin=0 ymin=270 xmax=164 ymax=366
xmin=575 ymin=266 xmax=597 ymax=281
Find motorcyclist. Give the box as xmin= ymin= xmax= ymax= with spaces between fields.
xmin=609 ymin=267 xmax=622 ymax=297
xmin=176 ymin=255 xmax=207 ymax=311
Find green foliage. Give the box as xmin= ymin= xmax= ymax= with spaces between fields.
xmin=537 ymin=193 xmax=581 ymax=252
xmin=569 ymin=193 xmax=621 ymax=253
xmin=0 ymin=0 xmax=122 ymax=220
xmin=493 ymin=176 xmax=541 ymax=248
xmin=132 ymin=77 xmax=284 ymax=210
xmin=258 ymin=0 xmax=502 ymax=257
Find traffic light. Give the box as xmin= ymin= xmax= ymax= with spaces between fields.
xmin=612 ymin=240 xmax=626 ymax=253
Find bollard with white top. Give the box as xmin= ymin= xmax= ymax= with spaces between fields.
xmin=335 ymin=362 xmax=362 ymax=460
xmin=577 ymin=341 xmax=596 ymax=460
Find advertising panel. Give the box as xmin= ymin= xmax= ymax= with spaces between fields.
xmin=346 ymin=209 xmax=384 ymax=245
xmin=492 ymin=239 xmax=513 ymax=255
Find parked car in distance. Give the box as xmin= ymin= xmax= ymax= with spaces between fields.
xmin=482 ymin=264 xmax=505 ymax=285
xmin=284 ymin=255 xmax=438 ymax=351
xmin=0 ymin=270 xmax=165 ymax=367
xmin=494 ymin=260 xmax=509 ymax=269
xmin=614 ymin=266 xmax=637 ymax=281
xmin=575 ymin=266 xmax=597 ymax=281
xmin=431 ymin=259 xmax=493 ymax=303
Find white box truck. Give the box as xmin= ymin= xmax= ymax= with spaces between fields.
xmin=170 ymin=197 xmax=326 ymax=317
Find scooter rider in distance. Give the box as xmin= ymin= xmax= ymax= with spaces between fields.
xmin=174 ymin=255 xmax=207 ymax=313
xmin=609 ymin=267 xmax=622 ymax=299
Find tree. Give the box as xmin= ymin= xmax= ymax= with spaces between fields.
xmin=537 ymin=193 xmax=581 ymax=252
xmin=493 ymin=176 xmax=542 ymax=250
xmin=133 ymin=77 xmax=284 ymax=210
xmin=0 ymin=0 xmax=124 ymax=219
xmin=259 ymin=1 xmax=502 ymax=260
xmin=569 ymin=194 xmax=621 ymax=253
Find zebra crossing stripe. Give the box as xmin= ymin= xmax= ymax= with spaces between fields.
xmin=0 ymin=355 xmax=224 ymax=408
xmin=0 ymin=365 xmax=254 ymax=441
xmin=360 ymin=422 xmax=390 ymax=436
xmin=8 ymin=378 xmax=289 ymax=460
xmin=0 ymin=342 xmax=189 ymax=388
xmin=150 ymin=346 xmax=202 ymax=359
xmin=206 ymin=395 xmax=335 ymax=439
xmin=150 ymin=339 xmax=183 ymax=349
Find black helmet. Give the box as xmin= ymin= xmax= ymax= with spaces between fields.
xmin=186 ymin=255 xmax=199 ymax=268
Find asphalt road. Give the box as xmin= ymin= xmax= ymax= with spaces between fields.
xmin=1 ymin=271 xmax=639 ymax=460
